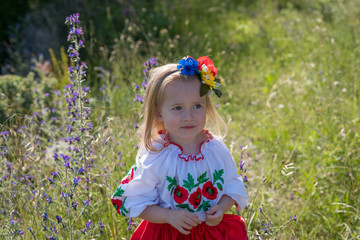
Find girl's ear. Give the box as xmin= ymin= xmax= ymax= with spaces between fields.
xmin=156 ymin=110 xmax=163 ymax=122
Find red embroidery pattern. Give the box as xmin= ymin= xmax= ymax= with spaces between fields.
xmin=166 ymin=170 xmax=224 ymax=212
xmin=120 ymin=164 xmax=137 ymax=184
xmin=111 ymin=199 xmax=123 ymax=215
xmin=189 ymin=187 xmax=202 ymax=209
xmin=159 ymin=130 xmax=213 ymax=162
xmin=202 ymin=181 xmax=218 ymax=200
xmin=121 ymin=167 xmax=134 ymax=184
xmin=174 ymin=185 xmax=189 ymax=204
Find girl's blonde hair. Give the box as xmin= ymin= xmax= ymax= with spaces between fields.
xmin=139 ymin=63 xmax=226 ymax=152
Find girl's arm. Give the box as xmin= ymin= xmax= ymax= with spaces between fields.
xmin=217 ymin=194 xmax=236 ymax=212
xmin=138 ymin=205 xmax=202 ymax=235
xmin=205 ymin=194 xmax=235 ymax=226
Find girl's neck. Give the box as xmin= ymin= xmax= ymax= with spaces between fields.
xmin=168 ymin=131 xmax=207 ymax=155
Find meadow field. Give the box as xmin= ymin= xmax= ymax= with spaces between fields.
xmin=0 ymin=0 xmax=359 ymax=239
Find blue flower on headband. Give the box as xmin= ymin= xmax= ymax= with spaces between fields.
xmin=177 ymin=56 xmax=199 ymax=76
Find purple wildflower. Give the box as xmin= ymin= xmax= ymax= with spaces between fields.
xmin=61 ymin=154 xmax=69 ymax=161
xmin=27 ymin=226 xmax=35 ymax=234
xmin=42 ymin=223 xmax=48 ymax=231
xmin=56 ymin=215 xmax=62 ymax=223
xmin=83 ymin=199 xmax=90 ymax=206
xmin=46 ymin=197 xmax=52 ymax=203
xmin=50 ymin=171 xmax=59 ymax=178
xmin=85 ymin=220 xmax=91 ymax=228
xmin=42 ymin=212 xmax=48 ymax=220
xmin=74 ymin=27 xmax=83 ymax=35
xmin=239 ymin=160 xmax=245 ymax=170
xmin=134 ymin=93 xmax=144 ymax=103
xmin=148 ymin=57 xmax=157 ymax=66
xmin=76 ymin=167 xmax=85 ymax=174
xmin=73 ymin=176 xmax=81 ymax=187
xmin=264 ymin=222 xmax=269 ymax=233
xmin=98 ymin=222 xmax=104 ymax=228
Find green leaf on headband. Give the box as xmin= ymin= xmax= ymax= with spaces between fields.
xmin=200 ymin=84 xmax=210 ymax=96
xmin=213 ymin=88 xmax=222 ymax=98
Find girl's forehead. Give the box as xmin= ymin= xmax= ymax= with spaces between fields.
xmin=162 ymin=79 xmax=204 ymax=104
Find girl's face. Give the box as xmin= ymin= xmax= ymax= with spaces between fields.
xmin=157 ymin=78 xmax=206 ymax=147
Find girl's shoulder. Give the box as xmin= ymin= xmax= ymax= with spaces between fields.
xmin=136 ymin=137 xmax=170 ymax=167
xmin=206 ymin=134 xmax=230 ymax=153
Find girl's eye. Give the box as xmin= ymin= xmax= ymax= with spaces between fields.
xmin=194 ymin=104 xmax=202 ymax=109
xmin=173 ymin=106 xmax=182 ymax=111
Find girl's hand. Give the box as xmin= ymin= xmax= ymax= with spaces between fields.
xmin=167 ymin=209 xmax=202 ymax=235
xmin=205 ymin=205 xmax=224 ymax=226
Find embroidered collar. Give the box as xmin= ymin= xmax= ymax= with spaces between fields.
xmin=158 ymin=130 xmax=213 ymax=162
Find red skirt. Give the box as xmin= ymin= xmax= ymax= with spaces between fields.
xmin=131 ymin=214 xmax=248 ymax=240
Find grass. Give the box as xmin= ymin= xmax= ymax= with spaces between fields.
xmin=0 ymin=0 xmax=359 ymax=239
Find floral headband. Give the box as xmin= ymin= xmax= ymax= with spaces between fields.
xmin=177 ymin=56 xmax=222 ymax=98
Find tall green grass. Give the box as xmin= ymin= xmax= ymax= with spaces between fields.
xmin=105 ymin=1 xmax=360 ymax=238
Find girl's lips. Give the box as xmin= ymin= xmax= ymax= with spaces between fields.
xmin=181 ymin=126 xmax=195 ymax=129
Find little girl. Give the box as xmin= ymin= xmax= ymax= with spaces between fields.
xmin=111 ymin=56 xmax=249 ymax=239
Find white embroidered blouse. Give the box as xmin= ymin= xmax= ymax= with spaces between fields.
xmin=110 ymin=131 xmax=249 ymax=221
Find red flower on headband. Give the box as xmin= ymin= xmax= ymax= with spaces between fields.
xmin=197 ymin=56 xmax=218 ymax=78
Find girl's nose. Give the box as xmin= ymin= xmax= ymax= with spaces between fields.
xmin=183 ymin=109 xmax=193 ymax=121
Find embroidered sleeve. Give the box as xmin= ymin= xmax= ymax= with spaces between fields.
xmin=110 ymin=152 xmax=162 ymax=217
xmin=217 ymin=138 xmax=249 ymax=210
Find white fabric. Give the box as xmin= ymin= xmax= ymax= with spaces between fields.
xmin=111 ymin=133 xmax=249 ymax=220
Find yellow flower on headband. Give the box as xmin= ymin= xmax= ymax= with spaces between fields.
xmin=201 ymin=68 xmax=216 ymax=90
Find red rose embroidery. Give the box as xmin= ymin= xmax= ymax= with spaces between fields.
xmin=121 ymin=167 xmax=135 ymax=184
xmin=174 ymin=185 xmax=189 ymax=204
xmin=189 ymin=187 xmax=202 ymax=209
xmin=197 ymin=56 xmax=218 ymax=78
xmin=202 ymin=181 xmax=218 ymax=200
xmin=111 ymin=199 xmax=123 ymax=215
